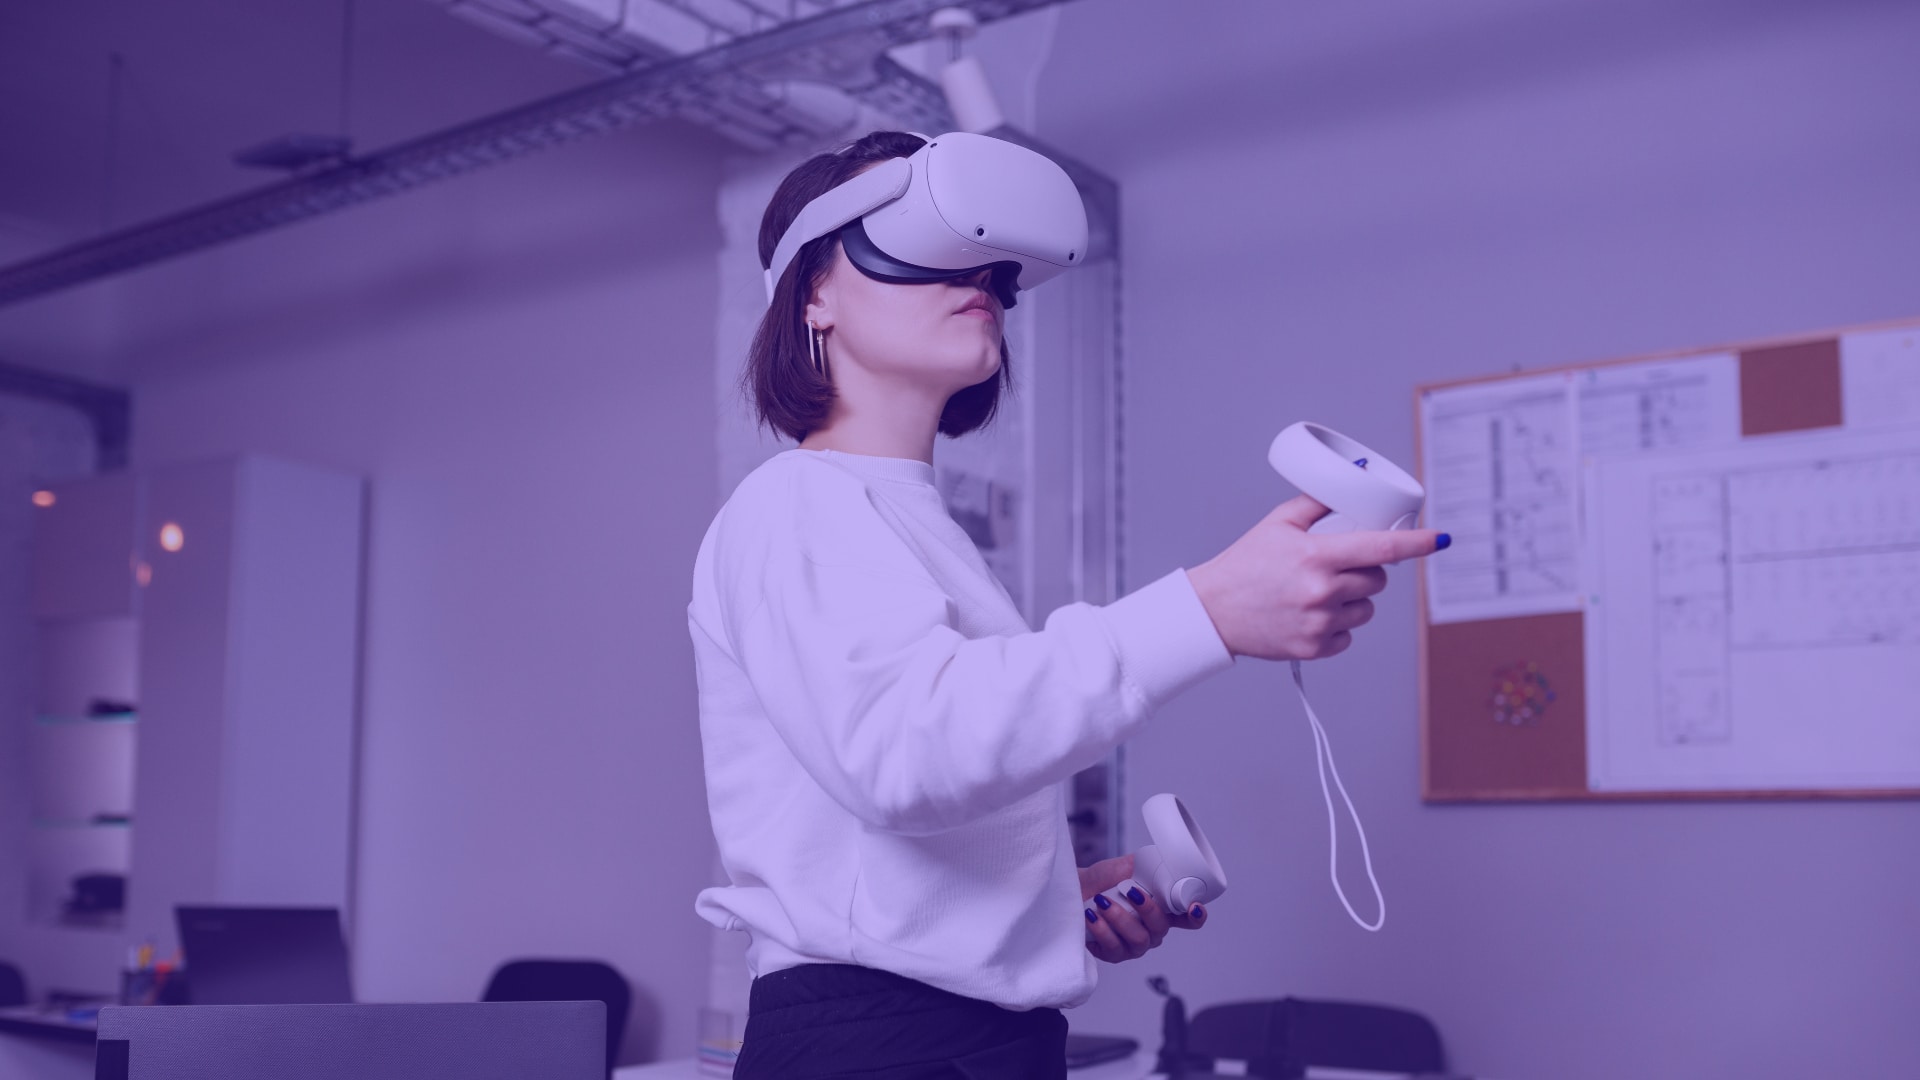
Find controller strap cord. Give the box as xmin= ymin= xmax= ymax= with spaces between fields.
xmin=1291 ymin=660 xmax=1386 ymax=932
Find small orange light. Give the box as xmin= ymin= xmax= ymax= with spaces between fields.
xmin=135 ymin=562 xmax=153 ymax=587
xmin=158 ymin=523 xmax=185 ymax=553
xmin=31 ymin=490 xmax=56 ymax=508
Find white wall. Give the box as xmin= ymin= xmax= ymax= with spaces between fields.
xmin=1041 ymin=2 xmax=1920 ymax=1078
xmin=119 ymin=124 xmax=724 ymax=1063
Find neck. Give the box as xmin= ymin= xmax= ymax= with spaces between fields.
xmin=798 ymin=366 xmax=949 ymax=464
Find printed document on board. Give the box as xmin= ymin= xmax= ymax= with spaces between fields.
xmin=1420 ymin=353 xmax=1739 ymax=624
xmin=1584 ymin=424 xmax=1920 ymax=791
xmin=1421 ymin=372 xmax=1582 ymax=624
xmin=1842 ymin=326 xmax=1920 ymax=431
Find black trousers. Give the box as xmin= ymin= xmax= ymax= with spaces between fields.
xmin=733 ymin=963 xmax=1068 ymax=1080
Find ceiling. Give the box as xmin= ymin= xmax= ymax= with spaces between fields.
xmin=1039 ymin=0 xmax=1904 ymax=171
xmin=0 ymin=0 xmax=629 ymax=262
xmin=0 ymin=0 xmax=1904 ymax=333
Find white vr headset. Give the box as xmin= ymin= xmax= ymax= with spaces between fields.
xmin=763 ymin=132 xmax=1089 ymax=311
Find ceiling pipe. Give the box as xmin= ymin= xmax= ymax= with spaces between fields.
xmin=0 ymin=360 xmax=131 ymax=468
xmin=0 ymin=0 xmax=1076 ymax=310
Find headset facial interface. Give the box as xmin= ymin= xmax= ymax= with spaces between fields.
xmin=764 ymin=132 xmax=1089 ymax=313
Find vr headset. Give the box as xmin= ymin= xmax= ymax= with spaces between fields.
xmin=763 ymin=132 xmax=1089 ymax=312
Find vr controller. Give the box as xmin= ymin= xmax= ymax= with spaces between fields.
xmin=1099 ymin=794 xmax=1227 ymax=917
xmin=1271 ymin=421 xmax=1424 ymax=932
xmin=1097 ymin=425 xmax=1423 ymax=933
xmin=1266 ymin=422 xmax=1424 ymax=534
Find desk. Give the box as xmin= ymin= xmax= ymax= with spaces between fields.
xmin=0 ymin=1007 xmax=97 ymax=1080
xmin=0 ymin=1005 xmax=100 ymax=1044
xmin=615 ymin=1050 xmax=1159 ymax=1079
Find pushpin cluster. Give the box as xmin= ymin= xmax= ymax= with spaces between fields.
xmin=1491 ymin=661 xmax=1555 ymax=726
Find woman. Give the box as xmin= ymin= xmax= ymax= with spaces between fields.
xmin=688 ymin=131 xmax=1444 ymax=1079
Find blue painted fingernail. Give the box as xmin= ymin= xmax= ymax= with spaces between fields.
xmin=1085 ymin=908 xmax=1098 ymax=924
xmin=1127 ymin=887 xmax=1145 ymax=906
xmin=1436 ymin=533 xmax=1452 ymax=551
xmin=1191 ymin=904 xmax=1205 ymax=919
xmin=1094 ymin=894 xmax=1111 ymax=910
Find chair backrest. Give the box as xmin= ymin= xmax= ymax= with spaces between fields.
xmin=94 ymin=1001 xmax=602 ymax=1080
xmin=0 ymin=961 xmax=26 ymax=1007
xmin=482 ymin=959 xmax=630 ymax=1075
xmin=1186 ymin=997 xmax=1446 ymax=1077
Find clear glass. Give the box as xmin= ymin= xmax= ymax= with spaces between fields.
xmin=696 ymin=1006 xmax=743 ymax=1077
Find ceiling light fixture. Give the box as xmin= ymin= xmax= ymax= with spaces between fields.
xmin=929 ymin=7 xmax=1004 ymax=134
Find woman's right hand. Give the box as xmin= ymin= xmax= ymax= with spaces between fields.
xmin=1184 ymin=495 xmax=1446 ymax=661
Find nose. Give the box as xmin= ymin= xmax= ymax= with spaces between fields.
xmin=957 ymin=266 xmax=994 ymax=292
xmin=954 ymin=264 xmax=1018 ymax=311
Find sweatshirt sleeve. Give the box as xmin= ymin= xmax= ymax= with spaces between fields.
xmin=714 ymin=461 xmax=1233 ymax=836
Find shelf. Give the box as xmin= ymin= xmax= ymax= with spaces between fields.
xmin=31 ymin=818 xmax=133 ymax=830
xmin=46 ymin=911 xmax=126 ymax=934
xmin=34 ymin=713 xmax=137 ymax=726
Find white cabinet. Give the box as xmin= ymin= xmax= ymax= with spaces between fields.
xmin=128 ymin=456 xmax=364 ymax=956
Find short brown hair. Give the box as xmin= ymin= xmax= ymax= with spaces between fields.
xmin=745 ymin=130 xmax=1011 ymax=443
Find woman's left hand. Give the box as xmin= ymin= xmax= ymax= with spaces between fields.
xmin=1078 ymin=854 xmax=1208 ymax=964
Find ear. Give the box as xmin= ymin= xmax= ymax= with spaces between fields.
xmin=804 ymin=241 xmax=845 ymax=332
xmin=804 ymin=276 xmax=835 ymax=333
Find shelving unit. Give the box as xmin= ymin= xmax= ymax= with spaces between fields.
xmin=28 ymin=475 xmax=141 ymax=933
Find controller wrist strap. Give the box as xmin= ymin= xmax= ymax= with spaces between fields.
xmin=1292 ymin=660 xmax=1386 ymax=932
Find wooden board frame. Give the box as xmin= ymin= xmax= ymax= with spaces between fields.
xmin=1415 ymin=314 xmax=1920 ymax=803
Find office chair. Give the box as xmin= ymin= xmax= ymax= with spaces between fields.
xmin=1183 ymin=996 xmax=1447 ymax=1077
xmin=0 ymin=961 xmax=26 ymax=1007
xmin=482 ymin=959 xmax=630 ymax=1076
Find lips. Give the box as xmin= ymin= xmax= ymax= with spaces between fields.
xmin=954 ymin=291 xmax=994 ymax=318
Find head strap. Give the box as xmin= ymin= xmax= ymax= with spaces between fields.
xmin=763 ymin=157 xmax=912 ymax=303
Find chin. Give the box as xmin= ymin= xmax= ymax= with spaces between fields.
xmin=961 ymin=348 xmax=1002 ymax=387
xmin=927 ymin=337 xmax=998 ymax=381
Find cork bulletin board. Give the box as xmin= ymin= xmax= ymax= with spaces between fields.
xmin=1415 ymin=317 xmax=1920 ymax=802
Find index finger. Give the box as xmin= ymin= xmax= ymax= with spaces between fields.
xmin=1270 ymin=494 xmax=1334 ymax=532
xmin=1314 ymin=528 xmax=1448 ymax=569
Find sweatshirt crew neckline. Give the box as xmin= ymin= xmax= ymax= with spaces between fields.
xmin=787 ymin=447 xmax=936 ymax=487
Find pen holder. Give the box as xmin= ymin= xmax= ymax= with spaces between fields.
xmin=119 ymin=966 xmax=158 ymax=1006
xmin=119 ymin=967 xmax=187 ymax=1006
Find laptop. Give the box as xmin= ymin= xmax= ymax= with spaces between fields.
xmin=174 ymin=905 xmax=353 ymax=1005
xmin=94 ymin=1001 xmax=603 ymax=1080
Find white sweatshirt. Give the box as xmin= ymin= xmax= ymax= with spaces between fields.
xmin=688 ymin=448 xmax=1233 ymax=1010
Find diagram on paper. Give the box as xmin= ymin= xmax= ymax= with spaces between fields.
xmin=1586 ymin=426 xmax=1920 ymax=791
xmin=1421 ymin=375 xmax=1581 ymax=623
xmin=1422 ymin=355 xmax=1738 ymax=624
xmin=1647 ymin=451 xmax=1920 ymax=749
xmin=1650 ymin=473 xmax=1733 ymax=746
xmin=1725 ymin=452 xmax=1920 ymax=647
xmin=1577 ymin=353 xmax=1740 ymax=458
